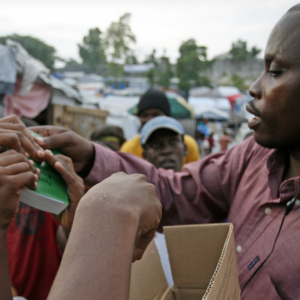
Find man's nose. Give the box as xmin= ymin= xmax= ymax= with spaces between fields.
xmin=160 ymin=142 xmax=173 ymax=153
xmin=249 ymin=72 xmax=263 ymax=99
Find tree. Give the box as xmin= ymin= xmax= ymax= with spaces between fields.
xmin=78 ymin=27 xmax=106 ymax=72
xmin=157 ymin=56 xmax=174 ymax=89
xmin=229 ymin=39 xmax=261 ymax=61
xmin=0 ymin=34 xmax=56 ymax=70
xmin=176 ymin=39 xmax=211 ymax=92
xmin=104 ymin=13 xmax=136 ymax=63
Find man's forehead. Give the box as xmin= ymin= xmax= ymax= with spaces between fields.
xmin=266 ymin=11 xmax=300 ymax=61
xmin=147 ymin=129 xmax=179 ymax=142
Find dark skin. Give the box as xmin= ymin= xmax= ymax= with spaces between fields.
xmin=143 ymin=129 xmax=187 ymax=172
xmin=247 ymin=10 xmax=300 ymax=181
xmin=138 ymin=109 xmax=166 ymax=127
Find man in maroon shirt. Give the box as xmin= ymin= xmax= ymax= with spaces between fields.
xmin=2 ymin=4 xmax=300 ymax=300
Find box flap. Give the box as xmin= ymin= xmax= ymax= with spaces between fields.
xmin=130 ymin=240 xmax=174 ymax=300
xmin=202 ymin=224 xmax=240 ymax=300
xmin=164 ymin=223 xmax=230 ymax=290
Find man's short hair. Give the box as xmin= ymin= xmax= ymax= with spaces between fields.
xmin=287 ymin=3 xmax=300 ymax=13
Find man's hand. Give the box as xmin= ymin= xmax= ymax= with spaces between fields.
xmin=0 ymin=150 xmax=38 ymax=229
xmin=77 ymin=172 xmax=162 ymax=261
xmin=0 ymin=115 xmax=44 ymax=161
xmin=30 ymin=126 xmax=95 ymax=174
xmin=43 ymin=150 xmax=85 ymax=234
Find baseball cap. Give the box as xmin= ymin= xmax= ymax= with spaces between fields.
xmin=140 ymin=116 xmax=185 ymax=145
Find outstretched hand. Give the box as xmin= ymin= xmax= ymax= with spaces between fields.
xmin=30 ymin=126 xmax=95 ymax=174
xmin=0 ymin=149 xmax=38 ymax=229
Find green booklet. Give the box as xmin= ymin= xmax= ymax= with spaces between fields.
xmin=19 ymin=131 xmax=69 ymax=215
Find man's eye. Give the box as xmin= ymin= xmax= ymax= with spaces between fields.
xmin=170 ymin=139 xmax=179 ymax=146
xmin=267 ymin=70 xmax=282 ymax=77
xmin=151 ymin=143 xmax=161 ymax=150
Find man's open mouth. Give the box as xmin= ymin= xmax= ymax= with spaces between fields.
xmin=246 ymin=101 xmax=262 ymax=129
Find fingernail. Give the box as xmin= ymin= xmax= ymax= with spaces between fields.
xmin=35 ymin=182 xmax=38 ymax=189
xmin=34 ymin=174 xmax=39 ymax=181
xmin=37 ymin=150 xmax=44 ymax=157
xmin=36 ymin=168 xmax=41 ymax=174
xmin=45 ymin=149 xmax=53 ymax=156
xmin=25 ymin=152 xmax=30 ymax=158
xmin=35 ymin=137 xmax=44 ymax=144
xmin=29 ymin=160 xmax=34 ymax=166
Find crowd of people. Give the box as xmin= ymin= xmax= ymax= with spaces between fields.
xmin=1 ymin=4 xmax=300 ymax=299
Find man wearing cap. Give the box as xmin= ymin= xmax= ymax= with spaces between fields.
xmin=120 ymin=89 xmax=199 ymax=167
xmin=141 ymin=116 xmax=187 ymax=172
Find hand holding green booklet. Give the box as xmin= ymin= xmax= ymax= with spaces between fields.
xmin=20 ymin=131 xmax=69 ymax=215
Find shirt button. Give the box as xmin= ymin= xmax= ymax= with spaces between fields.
xmin=295 ymin=199 xmax=300 ymax=206
xmin=236 ymin=245 xmax=242 ymax=253
xmin=265 ymin=208 xmax=272 ymax=215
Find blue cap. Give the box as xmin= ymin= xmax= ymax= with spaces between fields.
xmin=140 ymin=116 xmax=185 ymax=145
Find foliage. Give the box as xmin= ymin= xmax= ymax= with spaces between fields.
xmin=125 ymin=50 xmax=138 ymax=64
xmin=176 ymin=39 xmax=212 ymax=92
xmin=157 ymin=56 xmax=174 ymax=89
xmin=144 ymin=50 xmax=173 ymax=89
xmin=104 ymin=13 xmax=136 ymax=63
xmin=0 ymin=34 xmax=56 ymax=70
xmin=78 ymin=27 xmax=106 ymax=72
xmin=229 ymin=39 xmax=261 ymax=62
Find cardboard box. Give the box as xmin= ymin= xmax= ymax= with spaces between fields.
xmin=130 ymin=223 xmax=240 ymax=300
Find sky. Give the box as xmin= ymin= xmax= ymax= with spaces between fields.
xmin=0 ymin=0 xmax=298 ymax=66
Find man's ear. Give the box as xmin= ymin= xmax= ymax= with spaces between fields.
xmin=183 ymin=142 xmax=188 ymax=156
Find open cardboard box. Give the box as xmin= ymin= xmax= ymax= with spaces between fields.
xmin=130 ymin=223 xmax=240 ymax=300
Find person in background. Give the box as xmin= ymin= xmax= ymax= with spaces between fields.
xmin=219 ymin=129 xmax=232 ymax=152
xmin=90 ymin=125 xmax=126 ymax=151
xmin=195 ymin=130 xmax=210 ymax=157
xmin=141 ymin=116 xmax=187 ymax=172
xmin=120 ymin=89 xmax=200 ymax=167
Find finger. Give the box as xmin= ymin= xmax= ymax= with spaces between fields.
xmin=44 ymin=150 xmax=76 ymax=187
xmin=0 ymin=115 xmax=24 ymax=125
xmin=0 ymin=127 xmax=43 ymax=160
xmin=133 ymin=228 xmax=157 ymax=262
xmin=0 ymin=124 xmax=41 ymax=150
xmin=30 ymin=125 xmax=68 ymax=137
xmin=0 ymin=132 xmax=24 ymax=154
xmin=0 ymin=151 xmax=38 ymax=174
xmin=4 ymin=161 xmax=37 ymax=177
xmin=34 ymin=132 xmax=73 ymax=150
xmin=11 ymin=171 xmax=37 ymax=190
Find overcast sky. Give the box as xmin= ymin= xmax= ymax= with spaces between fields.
xmin=0 ymin=0 xmax=298 ymax=65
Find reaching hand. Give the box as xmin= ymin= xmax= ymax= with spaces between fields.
xmin=0 ymin=150 xmax=38 ymax=229
xmin=43 ymin=150 xmax=85 ymax=234
xmin=0 ymin=115 xmax=44 ymax=161
xmin=30 ymin=126 xmax=95 ymax=174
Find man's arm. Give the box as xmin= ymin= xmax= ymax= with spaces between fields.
xmin=32 ymin=125 xmax=257 ymax=227
xmin=0 ymin=148 xmax=37 ymax=300
xmin=47 ymin=172 xmax=161 ymax=300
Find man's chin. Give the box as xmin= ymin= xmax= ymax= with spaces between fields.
xmin=253 ymin=133 xmax=284 ymax=149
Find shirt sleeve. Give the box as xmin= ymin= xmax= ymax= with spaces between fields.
xmin=84 ymin=137 xmax=257 ymax=230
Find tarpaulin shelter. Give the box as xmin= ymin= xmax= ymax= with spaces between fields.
xmin=0 ymin=39 xmax=82 ymax=122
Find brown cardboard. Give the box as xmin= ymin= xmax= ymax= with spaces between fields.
xmin=129 ymin=223 xmax=240 ymax=300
